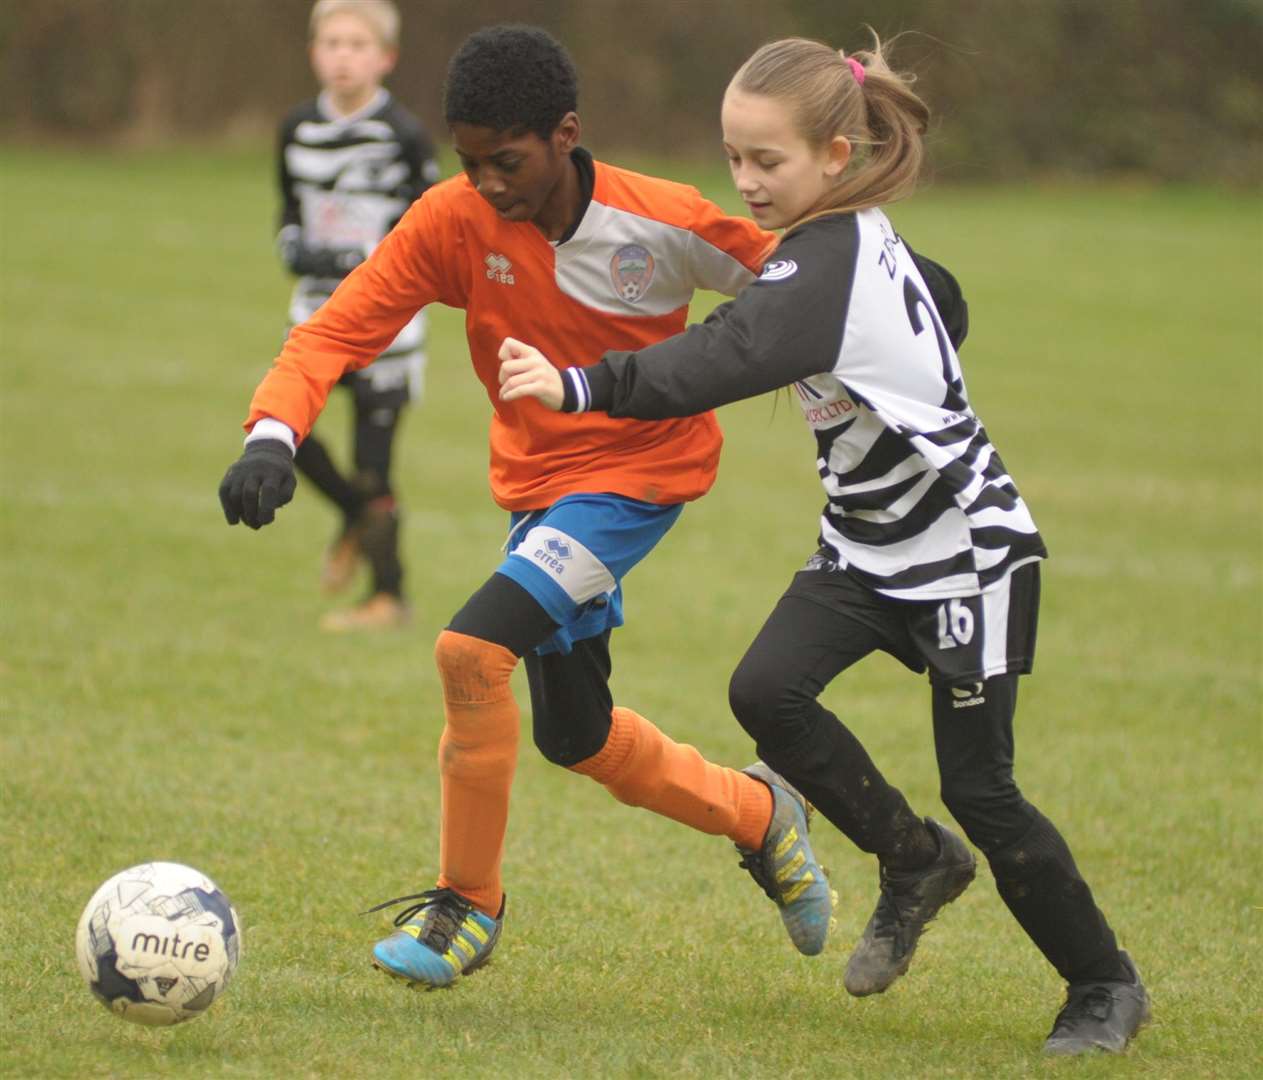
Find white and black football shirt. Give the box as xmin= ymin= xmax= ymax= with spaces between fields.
xmin=277 ymin=88 xmax=439 ymax=353
xmin=563 ymin=209 xmax=1047 ymax=600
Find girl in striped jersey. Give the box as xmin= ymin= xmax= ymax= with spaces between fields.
xmin=500 ymin=36 xmax=1148 ymax=1056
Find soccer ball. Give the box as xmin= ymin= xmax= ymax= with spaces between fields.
xmin=75 ymin=861 xmax=241 ymax=1026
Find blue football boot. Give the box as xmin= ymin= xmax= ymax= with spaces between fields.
xmin=366 ymin=888 xmax=504 ymax=989
xmin=736 ymin=762 xmax=836 ymax=956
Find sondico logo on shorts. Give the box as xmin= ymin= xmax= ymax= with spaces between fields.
xmin=950 ymin=682 xmax=985 ymax=709
xmin=533 ymin=536 xmax=572 ymax=576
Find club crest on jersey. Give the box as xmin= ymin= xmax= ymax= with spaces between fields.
xmin=610 ymin=244 xmax=655 ymax=303
xmin=759 ymin=259 xmax=798 ymax=282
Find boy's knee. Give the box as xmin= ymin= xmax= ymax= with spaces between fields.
xmin=533 ymin=703 xmax=611 ymax=767
xmin=350 ymin=467 xmax=389 ymax=501
xmin=434 ymin=629 xmax=518 ymax=706
xmin=564 ymin=707 xmax=647 ymax=806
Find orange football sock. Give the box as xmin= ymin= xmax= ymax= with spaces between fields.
xmin=570 ymin=706 xmax=772 ymax=849
xmin=433 ymin=630 xmax=519 ymax=917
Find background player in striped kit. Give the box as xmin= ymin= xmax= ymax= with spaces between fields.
xmin=221 ymin=26 xmax=835 ymax=990
xmin=277 ymin=0 xmax=439 ymax=631
xmin=499 ymin=35 xmax=1149 ymax=1057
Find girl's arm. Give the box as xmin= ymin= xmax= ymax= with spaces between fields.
xmin=501 ymin=216 xmax=859 ymax=419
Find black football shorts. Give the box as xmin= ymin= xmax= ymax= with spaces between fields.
xmin=786 ymin=556 xmax=1040 ymax=686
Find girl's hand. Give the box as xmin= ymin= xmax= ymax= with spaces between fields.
xmin=498 ymin=337 xmax=565 ymax=411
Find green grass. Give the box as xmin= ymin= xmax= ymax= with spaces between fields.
xmin=1 ymin=143 xmax=1260 ymax=1078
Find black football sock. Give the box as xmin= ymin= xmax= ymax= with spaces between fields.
xmin=987 ymin=811 xmax=1129 ymax=984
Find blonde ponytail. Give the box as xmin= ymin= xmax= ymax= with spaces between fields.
xmin=730 ymin=32 xmax=929 ymax=228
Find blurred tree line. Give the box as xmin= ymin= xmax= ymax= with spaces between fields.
xmin=1 ymin=0 xmax=1259 ymax=183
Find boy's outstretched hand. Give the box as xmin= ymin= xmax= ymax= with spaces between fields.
xmin=498 ymin=337 xmax=564 ymax=411
xmin=218 ymin=439 xmax=296 ymax=529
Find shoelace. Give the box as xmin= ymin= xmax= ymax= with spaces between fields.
xmin=362 ymin=888 xmax=473 ymax=953
xmin=1054 ymin=985 xmax=1115 ymax=1027
xmin=736 ymin=849 xmax=780 ymax=903
xmin=869 ymin=866 xmax=926 ymax=954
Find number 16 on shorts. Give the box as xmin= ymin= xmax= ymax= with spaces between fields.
xmin=936 ymin=598 xmax=975 ymax=649
xmin=914 ymin=564 xmax=1040 ymax=684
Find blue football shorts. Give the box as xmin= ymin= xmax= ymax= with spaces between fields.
xmin=494 ymin=493 xmax=684 ymax=656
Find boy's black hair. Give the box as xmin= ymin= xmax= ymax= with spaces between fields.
xmin=443 ymin=25 xmax=578 ymax=139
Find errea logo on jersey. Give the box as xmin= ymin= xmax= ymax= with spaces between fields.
xmin=485 ymin=253 xmax=515 ymax=285
xmin=759 ymin=259 xmax=798 ymax=282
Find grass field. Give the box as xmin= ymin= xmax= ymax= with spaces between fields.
xmin=1 ymin=144 xmax=1260 ymax=1078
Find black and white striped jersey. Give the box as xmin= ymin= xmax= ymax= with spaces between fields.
xmin=277 ymin=89 xmax=439 ymax=354
xmin=562 ymin=208 xmax=1047 ymax=601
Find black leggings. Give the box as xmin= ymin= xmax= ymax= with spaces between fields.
xmin=293 ymin=378 xmax=407 ymax=512
xmin=447 ymin=573 xmax=614 ymax=767
xmin=346 ymin=376 xmax=407 ymax=495
xmin=729 ymin=583 xmax=1124 ymax=984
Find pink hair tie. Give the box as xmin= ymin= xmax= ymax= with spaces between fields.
xmin=847 ymin=57 xmax=866 ymax=85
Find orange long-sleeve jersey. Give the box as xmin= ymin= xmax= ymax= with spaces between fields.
xmin=246 ymin=155 xmax=774 ymax=510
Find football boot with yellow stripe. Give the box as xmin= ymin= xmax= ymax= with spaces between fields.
xmin=736 ymin=762 xmax=836 ymax=956
xmin=366 ymin=888 xmax=504 ymax=989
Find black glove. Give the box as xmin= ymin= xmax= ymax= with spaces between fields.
xmin=277 ymin=229 xmax=365 ymax=278
xmin=218 ymin=438 xmax=296 ymax=529
xmin=294 ymin=244 xmax=364 ymax=277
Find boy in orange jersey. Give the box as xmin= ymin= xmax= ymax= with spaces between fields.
xmin=219 ymin=25 xmax=834 ymax=988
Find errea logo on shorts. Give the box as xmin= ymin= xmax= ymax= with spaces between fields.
xmin=545 ymin=538 xmax=572 ymax=559
xmin=533 ymin=535 xmax=572 ymax=576
xmin=485 ymin=253 xmax=515 ymax=285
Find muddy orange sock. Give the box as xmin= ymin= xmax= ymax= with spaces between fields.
xmin=433 ymin=630 xmax=519 ymax=917
xmin=570 ymin=706 xmax=772 ymax=849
